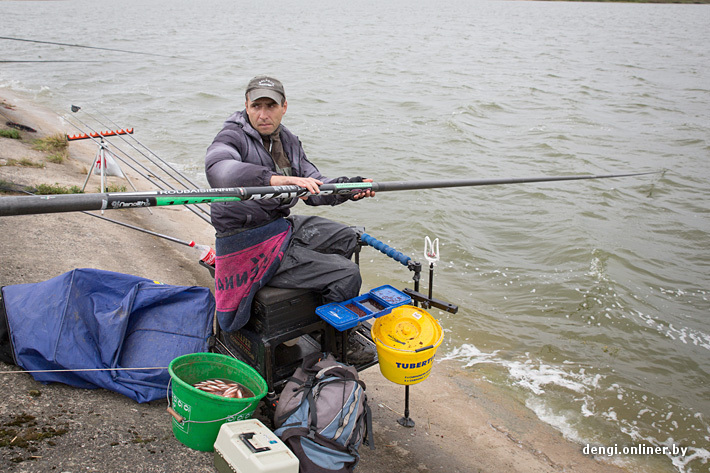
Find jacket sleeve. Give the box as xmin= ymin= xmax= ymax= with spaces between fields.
xmin=204 ymin=129 xmax=275 ymax=188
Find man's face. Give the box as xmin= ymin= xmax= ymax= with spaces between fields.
xmin=245 ymin=97 xmax=287 ymax=136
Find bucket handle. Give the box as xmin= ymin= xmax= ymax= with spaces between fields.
xmin=415 ymin=344 xmax=434 ymax=353
xmin=167 ymin=406 xmax=184 ymax=423
xmin=374 ymin=337 xmax=441 ymax=353
xmin=167 ymin=404 xmax=251 ymax=425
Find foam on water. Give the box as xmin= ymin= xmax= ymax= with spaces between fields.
xmin=635 ymin=309 xmax=710 ymax=351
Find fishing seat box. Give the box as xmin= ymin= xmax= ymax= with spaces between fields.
xmin=217 ymin=286 xmax=337 ymax=392
xmin=214 ymin=419 xmax=298 ymax=473
xmin=245 ymin=285 xmax=323 ymax=335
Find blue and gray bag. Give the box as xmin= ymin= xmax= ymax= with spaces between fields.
xmin=273 ymin=353 xmax=374 ymax=473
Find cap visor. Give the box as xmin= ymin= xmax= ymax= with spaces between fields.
xmin=247 ymin=89 xmax=284 ymax=103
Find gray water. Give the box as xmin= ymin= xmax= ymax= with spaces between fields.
xmin=1 ymin=0 xmax=709 ymax=471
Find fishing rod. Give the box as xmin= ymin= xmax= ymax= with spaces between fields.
xmin=83 ymin=211 xmax=203 ymax=248
xmin=70 ymin=105 xmax=212 ymax=219
xmin=72 ymin=105 xmax=203 ymax=191
xmin=0 ymin=35 xmax=175 ymax=58
xmin=0 ymin=171 xmax=659 ymax=217
xmin=0 ymin=60 xmax=103 ymax=63
xmin=0 ymin=366 xmax=167 ymax=375
xmin=81 ymin=210 xmax=215 ymax=263
xmin=66 ymin=109 xmax=212 ymax=218
xmin=3 ymin=184 xmax=213 ymax=254
xmin=63 ymin=116 xmax=211 ymax=224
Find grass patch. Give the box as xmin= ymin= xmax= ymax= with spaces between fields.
xmin=45 ymin=153 xmax=65 ymax=164
xmin=34 ymin=183 xmax=83 ymax=195
xmin=32 ymin=133 xmax=67 ymax=153
xmin=32 ymin=133 xmax=69 ymax=164
xmin=0 ymin=129 xmax=21 ymax=139
xmin=3 ymin=158 xmax=45 ymax=168
xmin=101 ymin=184 xmax=127 ymax=193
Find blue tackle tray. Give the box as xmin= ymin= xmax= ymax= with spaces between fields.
xmin=316 ymin=285 xmax=411 ymax=331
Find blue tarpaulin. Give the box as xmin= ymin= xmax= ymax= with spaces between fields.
xmin=1 ymin=268 xmax=215 ymax=403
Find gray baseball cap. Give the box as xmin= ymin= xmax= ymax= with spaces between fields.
xmin=245 ymin=76 xmax=285 ymax=103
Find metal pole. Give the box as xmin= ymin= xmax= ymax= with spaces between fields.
xmin=398 ymin=385 xmax=415 ymax=428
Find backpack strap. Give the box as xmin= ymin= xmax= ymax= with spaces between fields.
xmin=301 ymin=351 xmax=329 ymax=375
xmin=276 ymin=372 xmax=317 ymax=425
xmin=305 ymin=383 xmax=319 ymax=439
xmin=364 ymin=401 xmax=374 ymax=450
xmin=275 ymin=353 xmax=335 ymax=427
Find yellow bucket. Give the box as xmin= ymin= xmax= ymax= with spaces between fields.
xmin=371 ymin=305 xmax=443 ymax=385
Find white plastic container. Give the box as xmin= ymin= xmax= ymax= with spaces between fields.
xmin=213 ymin=419 xmax=299 ymax=473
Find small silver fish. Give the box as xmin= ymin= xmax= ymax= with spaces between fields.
xmin=223 ymin=385 xmax=244 ymax=398
xmin=193 ymin=379 xmax=253 ymax=398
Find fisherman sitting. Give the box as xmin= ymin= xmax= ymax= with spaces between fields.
xmin=204 ymin=76 xmax=375 ymax=361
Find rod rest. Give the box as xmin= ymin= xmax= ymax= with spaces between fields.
xmin=402 ymin=288 xmax=458 ymax=314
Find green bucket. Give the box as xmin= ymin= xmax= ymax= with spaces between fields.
xmin=168 ymin=352 xmax=267 ymax=452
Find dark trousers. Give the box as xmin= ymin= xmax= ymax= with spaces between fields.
xmin=267 ymin=215 xmax=361 ymax=303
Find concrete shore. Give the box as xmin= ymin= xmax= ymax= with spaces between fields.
xmin=0 ymin=89 xmax=631 ymax=473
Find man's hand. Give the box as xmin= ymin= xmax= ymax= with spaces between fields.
xmin=269 ymin=175 xmax=323 ymax=196
xmin=351 ymin=178 xmax=375 ymax=200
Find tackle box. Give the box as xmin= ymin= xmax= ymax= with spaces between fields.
xmin=214 ymin=419 xmax=299 ymax=473
xmin=245 ymin=286 xmax=323 ymax=336
xmin=315 ymin=285 xmax=411 ymax=331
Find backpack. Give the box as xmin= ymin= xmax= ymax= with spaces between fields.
xmin=273 ymin=353 xmax=374 ymax=473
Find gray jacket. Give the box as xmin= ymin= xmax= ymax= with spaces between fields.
xmin=205 ymin=110 xmax=349 ymax=235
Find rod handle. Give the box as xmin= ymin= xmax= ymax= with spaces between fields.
xmin=360 ymin=233 xmax=411 ymax=266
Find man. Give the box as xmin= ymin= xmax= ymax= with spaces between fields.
xmin=205 ymin=75 xmax=374 ymax=334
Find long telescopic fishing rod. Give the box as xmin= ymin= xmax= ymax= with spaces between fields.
xmin=0 ymin=171 xmax=659 ymax=217
xmin=64 ymin=115 xmax=180 ymax=191
xmin=69 ymin=105 xmax=212 ymax=219
xmin=73 ymin=105 xmax=203 ymax=191
xmin=63 ymin=116 xmax=211 ymax=225
xmin=0 ymin=60 xmax=103 ymax=63
xmin=0 ymin=35 xmax=176 ymax=58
